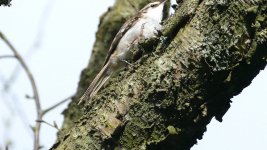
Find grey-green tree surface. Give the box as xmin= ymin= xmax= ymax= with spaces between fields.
xmin=51 ymin=0 xmax=267 ymax=149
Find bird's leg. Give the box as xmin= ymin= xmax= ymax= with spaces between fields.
xmin=154 ymin=26 xmax=163 ymax=37
xmin=121 ymin=59 xmax=134 ymax=66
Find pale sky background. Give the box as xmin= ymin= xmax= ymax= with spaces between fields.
xmin=0 ymin=0 xmax=266 ymax=150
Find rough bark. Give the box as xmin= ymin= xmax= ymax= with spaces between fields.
xmin=52 ymin=0 xmax=267 ymax=150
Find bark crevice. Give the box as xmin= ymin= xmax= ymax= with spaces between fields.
xmin=52 ymin=0 xmax=267 ymax=150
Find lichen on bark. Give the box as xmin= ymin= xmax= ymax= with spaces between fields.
xmin=52 ymin=0 xmax=267 ymax=150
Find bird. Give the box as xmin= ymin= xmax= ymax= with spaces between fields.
xmin=78 ymin=0 xmax=166 ymax=104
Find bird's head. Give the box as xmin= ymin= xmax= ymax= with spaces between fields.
xmin=140 ymin=0 xmax=166 ymax=21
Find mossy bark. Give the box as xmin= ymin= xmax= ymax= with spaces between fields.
xmin=52 ymin=0 xmax=267 ymax=150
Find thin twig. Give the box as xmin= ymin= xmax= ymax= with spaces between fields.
xmin=3 ymin=0 xmax=56 ymax=94
xmin=0 ymin=31 xmax=42 ymax=150
xmin=42 ymin=94 xmax=73 ymax=116
xmin=0 ymin=55 xmax=15 ymax=59
xmin=36 ymin=120 xmax=59 ymax=130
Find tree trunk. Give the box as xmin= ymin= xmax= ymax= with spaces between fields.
xmin=51 ymin=0 xmax=267 ymax=149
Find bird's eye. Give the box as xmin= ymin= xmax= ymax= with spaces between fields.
xmin=150 ymin=4 xmax=157 ymax=7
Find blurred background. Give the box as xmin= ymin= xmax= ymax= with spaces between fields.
xmin=0 ymin=0 xmax=266 ymax=150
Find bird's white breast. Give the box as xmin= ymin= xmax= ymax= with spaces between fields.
xmin=114 ymin=17 xmax=162 ymax=59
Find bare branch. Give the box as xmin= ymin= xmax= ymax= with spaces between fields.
xmin=0 ymin=31 xmax=42 ymax=150
xmin=3 ymin=0 xmax=55 ymax=94
xmin=1 ymin=30 xmax=73 ymax=150
xmin=0 ymin=75 xmax=32 ymax=136
xmin=0 ymin=55 xmax=15 ymax=59
xmin=42 ymin=94 xmax=73 ymax=116
xmin=36 ymin=120 xmax=59 ymax=130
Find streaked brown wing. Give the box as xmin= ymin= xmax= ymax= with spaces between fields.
xmin=103 ymin=14 xmax=141 ymax=65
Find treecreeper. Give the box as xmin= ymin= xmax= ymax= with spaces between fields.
xmin=78 ymin=0 xmax=166 ymax=104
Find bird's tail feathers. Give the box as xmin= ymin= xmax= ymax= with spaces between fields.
xmin=78 ymin=63 xmax=111 ymax=105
